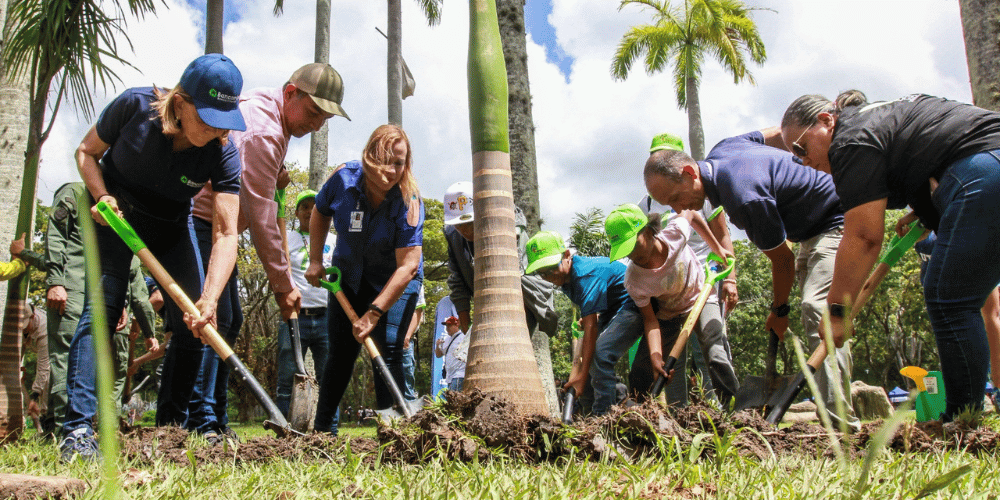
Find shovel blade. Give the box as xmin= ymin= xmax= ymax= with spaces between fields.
xmin=288 ymin=373 xmax=319 ymax=433
xmin=733 ymin=375 xmax=800 ymax=415
xmin=375 ymin=397 xmax=428 ymax=424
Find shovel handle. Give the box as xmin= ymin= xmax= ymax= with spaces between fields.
xmin=96 ymin=202 xmax=295 ymax=435
xmin=562 ymin=387 xmax=576 ymax=425
xmin=650 ymin=355 xmax=679 ymax=398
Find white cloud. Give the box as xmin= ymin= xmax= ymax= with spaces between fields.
xmin=37 ymin=0 xmax=973 ymax=242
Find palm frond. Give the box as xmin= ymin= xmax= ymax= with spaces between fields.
xmin=273 ymin=0 xmax=284 ymax=16
xmin=414 ymin=0 xmax=443 ymax=26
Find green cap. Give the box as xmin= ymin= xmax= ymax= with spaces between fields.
xmin=649 ymin=133 xmax=685 ymax=153
xmin=525 ymin=231 xmax=566 ymax=275
xmin=295 ymin=189 xmax=318 ymax=209
xmin=605 ymin=203 xmax=648 ymax=261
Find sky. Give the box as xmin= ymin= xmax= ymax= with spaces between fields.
xmin=36 ymin=0 xmax=973 ymax=241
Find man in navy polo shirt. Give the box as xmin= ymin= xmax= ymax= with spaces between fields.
xmin=525 ymin=230 xmax=647 ymax=416
xmin=644 ymin=128 xmax=859 ymax=431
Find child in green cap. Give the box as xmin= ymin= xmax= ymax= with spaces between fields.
xmin=525 ymin=230 xmax=643 ymax=416
xmin=605 ymin=203 xmax=734 ymax=404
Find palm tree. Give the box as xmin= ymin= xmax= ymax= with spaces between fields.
xmin=206 ymin=0 xmax=224 ymax=54
xmin=463 ymin=0 xmax=548 ymax=416
xmin=958 ymin=0 xmax=1000 ymax=111
xmin=387 ymin=0 xmax=442 ymax=125
xmin=611 ymin=0 xmax=766 ymax=160
xmin=308 ymin=0 xmax=331 ymax=190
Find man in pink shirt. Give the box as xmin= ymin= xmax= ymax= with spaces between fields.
xmin=185 ymin=63 xmax=350 ymax=443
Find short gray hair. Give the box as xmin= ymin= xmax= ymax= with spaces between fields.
xmin=644 ymin=149 xmax=694 ymax=183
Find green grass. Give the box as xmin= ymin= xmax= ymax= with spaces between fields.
xmin=4 ymin=420 xmax=997 ymax=499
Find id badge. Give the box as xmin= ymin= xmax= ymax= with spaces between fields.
xmin=349 ymin=211 xmax=364 ymax=232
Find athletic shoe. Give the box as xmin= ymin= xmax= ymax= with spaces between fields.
xmin=59 ymin=428 xmax=100 ymax=463
xmin=219 ymin=427 xmax=241 ymax=444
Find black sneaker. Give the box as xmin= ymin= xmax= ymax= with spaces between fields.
xmin=203 ymin=430 xmax=223 ymax=446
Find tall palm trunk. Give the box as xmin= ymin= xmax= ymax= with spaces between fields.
xmin=206 ymin=0 xmax=224 ymax=54
xmin=497 ymin=0 xmax=557 ymax=417
xmin=959 ymin=0 xmax=1000 ymax=111
xmin=0 ymin=10 xmax=42 ymax=436
xmin=464 ymin=0 xmax=547 ymax=415
xmin=387 ymin=0 xmax=403 ymax=125
xmin=0 ymin=0 xmax=27 ymax=327
xmin=308 ymin=0 xmax=331 ymax=190
xmin=685 ymin=74 xmax=705 ymax=160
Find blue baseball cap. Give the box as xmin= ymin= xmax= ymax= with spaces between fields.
xmin=179 ymin=54 xmax=246 ymax=132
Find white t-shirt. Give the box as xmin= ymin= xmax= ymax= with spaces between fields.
xmin=442 ymin=332 xmax=468 ymax=381
xmin=288 ymin=230 xmax=336 ymax=308
xmin=625 ymin=217 xmax=714 ymax=320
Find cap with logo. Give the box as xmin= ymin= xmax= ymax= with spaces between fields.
xmin=443 ymin=181 xmax=474 ymax=225
xmin=605 ymin=203 xmax=649 ymax=261
xmin=295 ymin=189 xmax=318 ymax=209
xmin=649 ymin=132 xmax=685 ymax=153
xmin=179 ymin=53 xmax=246 ymax=132
xmin=289 ymin=63 xmax=351 ymax=121
xmin=441 ymin=315 xmax=459 ymax=326
xmin=524 ymin=231 xmax=567 ymax=275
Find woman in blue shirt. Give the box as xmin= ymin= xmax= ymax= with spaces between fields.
xmin=306 ymin=124 xmax=424 ymax=433
xmin=60 ymin=54 xmax=245 ymax=461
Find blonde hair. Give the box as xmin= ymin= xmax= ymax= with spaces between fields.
xmin=362 ymin=124 xmax=421 ymax=226
xmin=150 ymin=84 xmax=229 ymax=146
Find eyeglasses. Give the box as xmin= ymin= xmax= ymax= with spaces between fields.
xmin=791 ymin=123 xmax=815 ymax=158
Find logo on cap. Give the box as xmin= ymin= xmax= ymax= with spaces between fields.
xmin=209 ymin=88 xmax=238 ymax=104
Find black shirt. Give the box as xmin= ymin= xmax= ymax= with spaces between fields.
xmin=829 ymin=94 xmax=1000 ymax=230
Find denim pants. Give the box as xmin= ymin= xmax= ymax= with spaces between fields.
xmin=180 ymin=217 xmax=243 ymax=433
xmin=924 ymin=150 xmax=1000 ymax=419
xmin=401 ymin=344 xmax=417 ymax=400
xmin=448 ymin=377 xmax=464 ymax=392
xmin=276 ymin=312 xmax=330 ymax=417
xmin=314 ymin=278 xmax=419 ymax=433
xmin=797 ymin=228 xmax=860 ymax=431
xmin=65 ymin=208 xmax=206 ymax=436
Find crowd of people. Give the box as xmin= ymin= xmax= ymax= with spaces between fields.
xmin=7 ymin=51 xmax=1000 ymax=462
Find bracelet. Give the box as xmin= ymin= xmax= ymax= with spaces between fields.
xmin=95 ymin=193 xmax=111 ymax=201
xmin=722 ymin=278 xmax=737 ymax=284
xmin=368 ymin=303 xmax=386 ymax=317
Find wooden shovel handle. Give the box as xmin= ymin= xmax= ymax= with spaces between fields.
xmin=331 ymin=288 xmax=382 ymax=360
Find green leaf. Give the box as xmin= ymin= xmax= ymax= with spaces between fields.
xmin=913 ymin=464 xmax=974 ymax=499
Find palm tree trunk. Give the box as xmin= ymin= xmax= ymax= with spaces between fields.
xmin=206 ymin=0 xmax=224 ymax=54
xmin=0 ymin=0 xmax=28 ymax=325
xmin=959 ymin=0 xmax=1000 ymax=111
xmin=387 ymin=0 xmax=403 ymax=125
xmin=685 ymin=75 xmax=705 ymax=160
xmin=309 ymin=0 xmax=331 ymax=190
xmin=464 ymin=0 xmax=548 ymax=415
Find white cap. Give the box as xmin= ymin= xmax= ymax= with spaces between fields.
xmin=443 ymin=181 xmax=474 ymax=225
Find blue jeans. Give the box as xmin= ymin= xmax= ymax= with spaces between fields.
xmin=276 ymin=312 xmax=330 ymax=417
xmin=401 ymin=344 xmax=417 ymax=400
xmin=924 ymin=150 xmax=1000 ymax=420
xmin=314 ymin=278 xmax=420 ymax=433
xmin=65 ymin=207 xmax=206 ymax=436
xmin=448 ymin=377 xmax=464 ymax=392
xmin=182 ymin=217 xmax=243 ymax=433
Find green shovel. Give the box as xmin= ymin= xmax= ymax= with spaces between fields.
xmin=96 ymin=202 xmax=299 ymax=437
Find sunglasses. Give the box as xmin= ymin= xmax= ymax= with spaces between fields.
xmin=791 ymin=123 xmax=815 ymax=158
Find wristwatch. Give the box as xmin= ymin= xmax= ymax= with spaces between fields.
xmin=829 ymin=303 xmax=847 ymax=319
xmin=770 ymin=303 xmax=790 ymax=318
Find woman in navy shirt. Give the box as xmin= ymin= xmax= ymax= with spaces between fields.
xmin=59 ymin=54 xmax=245 ymax=461
xmin=781 ymin=90 xmax=1000 ymax=420
xmin=306 ymin=124 xmax=424 ymax=433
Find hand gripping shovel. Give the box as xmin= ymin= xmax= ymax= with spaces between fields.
xmin=287 ymin=314 xmax=319 ymax=433
xmin=763 ymin=221 xmax=927 ymax=425
xmin=650 ymin=253 xmax=735 ymax=398
xmin=96 ymin=202 xmax=300 ymax=437
xmin=318 ymin=267 xmax=424 ymax=421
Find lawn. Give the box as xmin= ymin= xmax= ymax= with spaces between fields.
xmin=2 ymin=408 xmax=997 ymax=500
